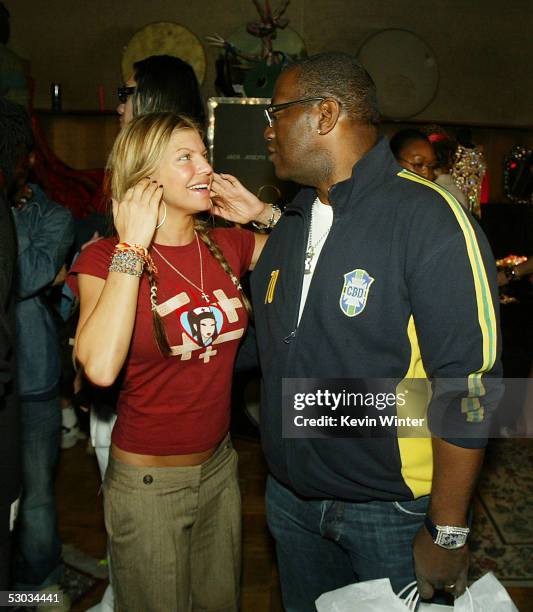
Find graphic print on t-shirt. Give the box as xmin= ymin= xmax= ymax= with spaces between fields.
xmin=180 ymin=305 xmax=223 ymax=347
xmin=156 ymin=289 xmax=245 ymax=363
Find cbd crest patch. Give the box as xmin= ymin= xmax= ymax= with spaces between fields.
xmin=339 ymin=269 xmax=374 ymax=317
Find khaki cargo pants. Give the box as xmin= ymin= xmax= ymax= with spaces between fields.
xmin=103 ymin=436 xmax=241 ymax=612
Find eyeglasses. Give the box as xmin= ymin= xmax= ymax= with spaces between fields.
xmin=117 ymin=86 xmax=136 ymax=104
xmin=398 ymin=158 xmax=437 ymax=173
xmin=264 ymin=97 xmax=326 ymax=127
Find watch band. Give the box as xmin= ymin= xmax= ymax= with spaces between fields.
xmin=252 ymin=203 xmax=282 ymax=230
xmin=424 ymin=515 xmax=438 ymax=541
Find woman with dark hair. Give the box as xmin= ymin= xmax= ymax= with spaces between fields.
xmin=117 ymin=54 xmax=206 ymax=129
xmin=70 ymin=112 xmax=270 ymax=611
xmin=428 ymin=131 xmax=468 ymax=209
xmin=389 ymin=128 xmax=437 ymax=181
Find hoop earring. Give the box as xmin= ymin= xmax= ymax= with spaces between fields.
xmin=257 ymin=184 xmax=282 ymax=203
xmin=155 ymin=201 xmax=167 ymax=230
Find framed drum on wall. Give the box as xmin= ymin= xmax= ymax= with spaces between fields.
xmin=357 ymin=28 xmax=439 ymax=120
xmin=122 ymin=22 xmax=206 ymax=85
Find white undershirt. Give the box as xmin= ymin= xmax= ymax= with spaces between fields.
xmin=298 ymin=198 xmax=334 ymax=324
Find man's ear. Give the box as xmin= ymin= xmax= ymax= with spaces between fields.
xmin=317 ymin=99 xmax=342 ymax=135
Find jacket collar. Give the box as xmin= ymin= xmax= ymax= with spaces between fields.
xmin=285 ymin=135 xmax=400 ymax=217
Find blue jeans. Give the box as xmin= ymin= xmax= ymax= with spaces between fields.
xmin=266 ymin=475 xmax=429 ymax=612
xmin=14 ymin=397 xmax=63 ymax=589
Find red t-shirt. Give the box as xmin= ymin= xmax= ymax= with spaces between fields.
xmin=68 ymin=228 xmax=255 ymax=455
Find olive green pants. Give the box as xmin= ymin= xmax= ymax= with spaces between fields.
xmin=103 ymin=436 xmax=241 ymax=612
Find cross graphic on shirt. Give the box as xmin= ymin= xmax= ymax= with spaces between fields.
xmin=213 ymin=289 xmax=243 ymax=323
xmin=170 ymin=329 xmax=245 ymax=361
xmin=199 ymin=345 xmax=218 ymax=363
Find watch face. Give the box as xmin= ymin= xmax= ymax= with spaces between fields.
xmin=435 ymin=529 xmax=468 ymax=549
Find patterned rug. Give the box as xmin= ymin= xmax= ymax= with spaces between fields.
xmin=63 ymin=564 xmax=98 ymax=605
xmin=470 ymin=439 xmax=533 ymax=586
xmin=61 ymin=544 xmax=108 ymax=607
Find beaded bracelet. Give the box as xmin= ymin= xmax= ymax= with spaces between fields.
xmin=115 ymin=241 xmax=146 ymax=255
xmin=252 ymin=203 xmax=282 ymax=231
xmin=109 ymin=242 xmax=158 ymax=276
xmin=109 ymin=250 xmax=144 ymax=277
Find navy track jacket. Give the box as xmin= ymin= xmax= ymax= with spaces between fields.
xmin=249 ymin=136 xmax=502 ymax=502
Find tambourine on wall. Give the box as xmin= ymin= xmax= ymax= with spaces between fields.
xmin=207 ymin=97 xmax=299 ymax=207
xmin=357 ymin=28 xmax=439 ymax=120
xmin=122 ymin=22 xmax=207 ymax=85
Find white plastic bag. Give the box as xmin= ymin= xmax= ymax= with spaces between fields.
xmin=315 ymin=578 xmax=415 ymax=612
xmin=315 ymin=572 xmax=517 ymax=612
xmin=421 ymin=573 xmax=519 ymax=612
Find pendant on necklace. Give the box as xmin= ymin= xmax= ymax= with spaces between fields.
xmin=304 ymin=247 xmax=314 ymax=275
xmin=201 ymin=292 xmax=210 ymax=303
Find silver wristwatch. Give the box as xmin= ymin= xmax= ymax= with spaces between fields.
xmin=424 ymin=516 xmax=470 ymax=549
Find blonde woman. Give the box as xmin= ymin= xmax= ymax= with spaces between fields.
xmin=69 ymin=112 xmax=272 ymax=611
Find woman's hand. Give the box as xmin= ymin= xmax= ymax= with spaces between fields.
xmin=113 ymin=178 xmax=163 ymax=247
xmin=210 ymin=173 xmax=268 ymax=225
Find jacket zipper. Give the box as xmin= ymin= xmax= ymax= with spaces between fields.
xmin=282 ymin=206 xmax=309 ymax=348
xmin=284 ymin=200 xmax=339 ymax=367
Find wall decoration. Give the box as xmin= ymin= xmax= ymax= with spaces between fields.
xmin=357 ymin=28 xmax=439 ymax=120
xmin=207 ymin=1 xmax=305 ymax=98
xmin=122 ymin=22 xmax=206 ymax=85
xmin=503 ymin=146 xmax=533 ymax=205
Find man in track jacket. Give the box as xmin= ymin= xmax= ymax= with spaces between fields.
xmin=249 ymin=52 xmax=501 ymax=610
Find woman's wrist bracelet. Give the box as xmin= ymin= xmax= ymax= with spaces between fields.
xmin=109 ymin=242 xmax=158 ymax=276
xmin=252 ymin=203 xmax=282 ymax=230
xmin=109 ymin=250 xmax=144 ymax=277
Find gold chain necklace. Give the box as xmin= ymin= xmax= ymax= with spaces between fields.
xmin=151 ymin=232 xmax=210 ymax=303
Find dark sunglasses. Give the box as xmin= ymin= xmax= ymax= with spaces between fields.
xmin=117 ymin=86 xmax=136 ymax=104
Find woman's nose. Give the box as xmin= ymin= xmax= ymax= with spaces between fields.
xmin=197 ymin=157 xmax=213 ymax=175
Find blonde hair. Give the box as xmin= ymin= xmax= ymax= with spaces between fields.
xmin=107 ymin=111 xmax=198 ymax=201
xmin=107 ymin=112 xmax=252 ymax=356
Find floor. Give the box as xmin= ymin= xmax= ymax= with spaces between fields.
xmin=56 ymin=437 xmax=532 ymax=611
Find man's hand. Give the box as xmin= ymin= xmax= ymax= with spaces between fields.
xmin=413 ymin=523 xmax=468 ymax=599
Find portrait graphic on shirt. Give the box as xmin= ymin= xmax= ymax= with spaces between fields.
xmin=180 ymin=306 xmax=223 ymax=348
xmin=156 ymin=287 xmax=246 ymax=363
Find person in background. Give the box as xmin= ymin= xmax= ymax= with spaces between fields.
xmin=389 ymin=128 xmax=437 ymax=181
xmin=0 ymin=164 xmax=19 ymax=594
xmin=0 ymin=98 xmax=73 ymax=611
xmin=117 ymin=54 xmax=206 ymax=130
xmin=70 ymin=111 xmax=268 ymax=611
xmin=426 ymin=130 xmax=468 ymax=209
